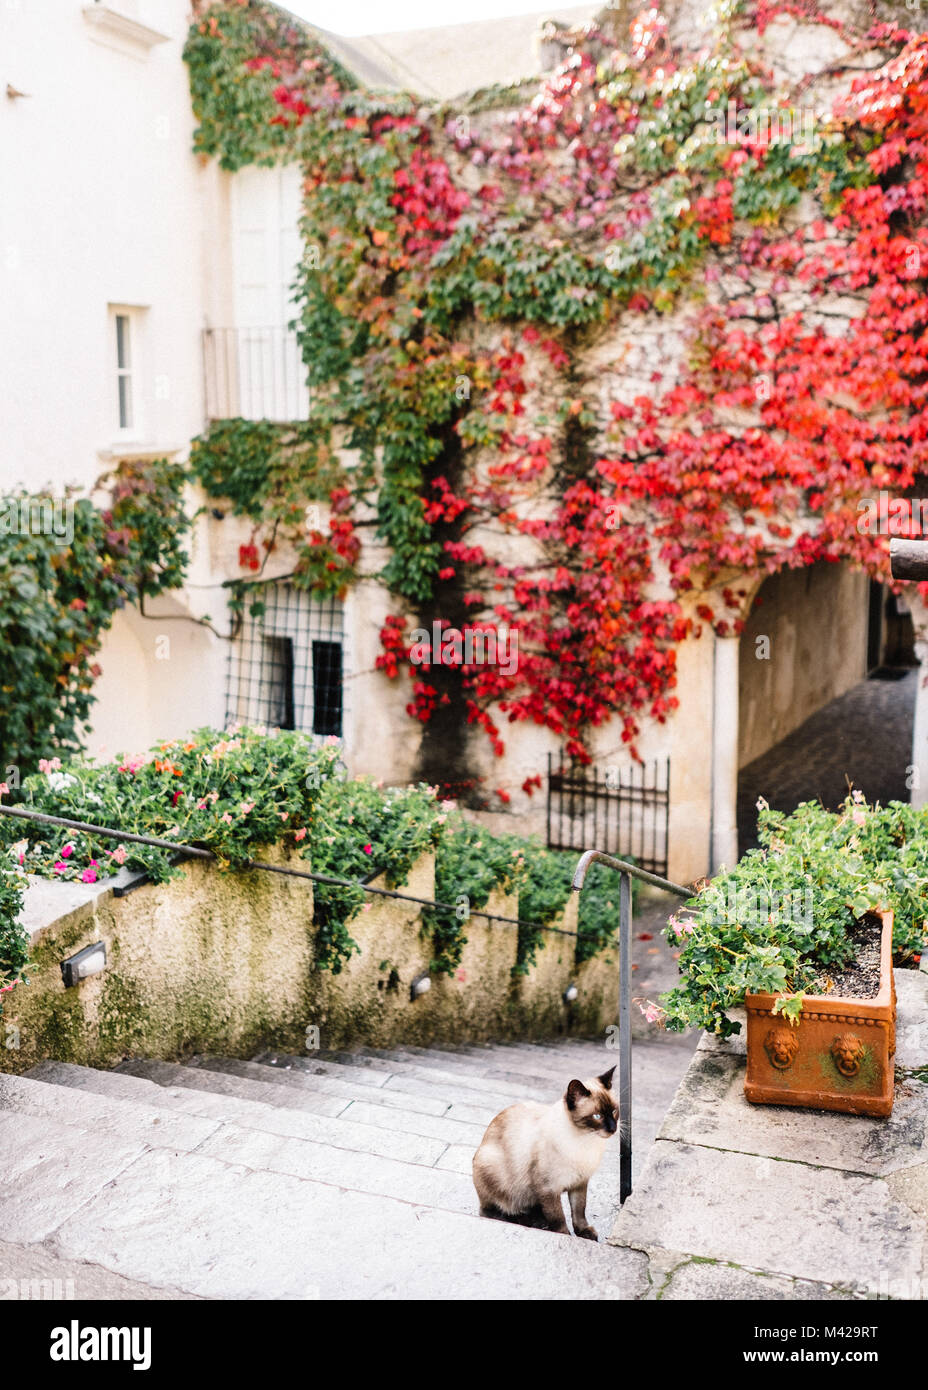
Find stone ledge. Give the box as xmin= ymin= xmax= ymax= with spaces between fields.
xmin=609 ymin=969 xmax=928 ymax=1299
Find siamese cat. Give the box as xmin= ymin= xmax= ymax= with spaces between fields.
xmin=472 ymin=1066 xmax=618 ymax=1239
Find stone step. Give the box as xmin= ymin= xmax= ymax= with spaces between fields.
xmin=357 ymin=1046 xmax=561 ymax=1092
xmin=32 ymin=1061 xmax=487 ymax=1154
xmin=196 ymin=1123 xmax=476 ymax=1215
xmin=44 ymin=1143 xmax=647 ymax=1299
xmin=190 ymin=1056 xmax=492 ymax=1143
xmin=115 ymin=1060 xmax=449 ymax=1166
xmin=3 ymin=1069 xmax=219 ymax=1154
xmin=21 ymin=1062 xmax=478 ymax=1221
xmin=335 ymin=1098 xmax=485 ymax=1150
xmin=248 ymin=1052 xmax=541 ymax=1115
xmin=330 ymin=1048 xmax=554 ymax=1100
xmin=190 ymin=1053 xmax=462 ymax=1119
xmin=0 ymin=1106 xmax=152 ymax=1247
xmin=251 ymin=1055 xmax=498 ymax=1127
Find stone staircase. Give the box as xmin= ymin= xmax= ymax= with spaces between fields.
xmin=0 ymin=1034 xmax=695 ymax=1300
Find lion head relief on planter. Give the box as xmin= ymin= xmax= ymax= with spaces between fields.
xmin=831 ymin=1034 xmax=866 ymax=1077
xmin=764 ymin=1028 xmax=800 ymax=1070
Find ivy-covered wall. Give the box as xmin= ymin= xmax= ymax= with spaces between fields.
xmin=181 ymin=0 xmax=928 ymax=827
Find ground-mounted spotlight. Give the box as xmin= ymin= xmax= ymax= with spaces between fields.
xmin=563 ymin=981 xmax=579 ymax=1005
xmin=60 ymin=941 xmax=107 ymax=988
xmin=410 ymin=971 xmax=431 ymax=1002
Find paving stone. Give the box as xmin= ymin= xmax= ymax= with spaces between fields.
xmin=0 ymin=1239 xmax=198 ymax=1301
xmin=55 ymin=1149 xmax=649 ymax=1300
xmin=648 ymin=1250 xmax=863 ymax=1302
xmin=195 ymin=1123 xmax=476 ymax=1213
xmin=337 ymin=1099 xmax=485 ymax=1148
xmin=895 ymin=969 xmax=928 ymax=1069
xmin=0 ymin=1111 xmax=145 ymax=1245
xmin=610 ymin=1140 xmax=925 ymax=1294
xmin=435 ymin=1144 xmax=475 ymax=1175
xmin=5 ymin=1071 xmax=219 ymax=1153
xmin=117 ymin=1061 xmax=448 ymax=1166
xmin=658 ymin=1049 xmax=928 ymax=1177
xmin=738 ymin=672 xmax=917 ymax=853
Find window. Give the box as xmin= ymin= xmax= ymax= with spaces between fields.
xmin=226 ymin=583 xmax=345 ymax=740
xmin=115 ymin=313 xmax=133 ymax=430
xmin=108 ymin=305 xmax=146 ymax=442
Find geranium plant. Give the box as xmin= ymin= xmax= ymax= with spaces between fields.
xmin=658 ymin=794 xmax=928 ymax=1038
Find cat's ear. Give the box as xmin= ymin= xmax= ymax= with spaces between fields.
xmin=566 ymin=1079 xmax=591 ymax=1109
xmin=598 ymin=1066 xmax=616 ymax=1091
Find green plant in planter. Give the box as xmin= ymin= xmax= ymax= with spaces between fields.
xmin=0 ymin=857 xmax=29 ymax=1013
xmin=658 ymin=795 xmax=928 ymax=1038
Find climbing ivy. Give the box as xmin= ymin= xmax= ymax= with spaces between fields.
xmin=0 ymin=460 xmax=189 ymax=776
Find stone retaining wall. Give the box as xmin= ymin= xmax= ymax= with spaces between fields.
xmin=1 ymin=849 xmax=619 ymax=1072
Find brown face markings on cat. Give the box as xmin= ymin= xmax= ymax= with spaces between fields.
xmin=565 ymin=1068 xmax=619 ymax=1135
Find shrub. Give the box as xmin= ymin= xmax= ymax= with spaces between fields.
xmin=3 ymin=727 xmax=338 ymax=885
xmin=307 ymin=777 xmax=445 ymax=971
xmin=427 ymin=817 xmax=529 ymax=974
xmin=0 ymin=860 xmax=28 ymax=1014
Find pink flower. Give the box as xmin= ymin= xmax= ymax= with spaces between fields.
xmin=221 ymin=812 xmax=233 ymax=824
xmin=639 ymin=999 xmax=665 ymax=1025
xmin=294 ymin=828 xmax=307 ymax=842
xmin=81 ymin=868 xmax=97 ymax=884
xmin=239 ymin=801 xmax=255 ymax=815
xmin=0 ymin=784 xmax=8 ymax=797
xmin=108 ymin=845 xmax=128 ymax=865
xmin=197 ymin=799 xmax=208 ymax=810
xmin=10 ymin=839 xmax=27 ymax=866
xmin=52 ymin=861 xmax=67 ymax=875
xmin=363 ymin=843 xmax=373 ymax=855
xmin=60 ymin=844 xmax=74 ymax=860
xmin=852 ymin=809 xmax=866 ymax=827
xmin=278 ymin=811 xmax=289 ymax=821
xmin=38 ymin=757 xmax=62 ymax=774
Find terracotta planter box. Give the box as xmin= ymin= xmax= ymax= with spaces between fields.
xmin=744 ymin=911 xmax=896 ymax=1118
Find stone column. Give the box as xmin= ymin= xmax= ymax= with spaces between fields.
xmin=710 ymin=633 xmax=741 ymax=872
xmin=905 ymin=592 xmax=928 ymax=810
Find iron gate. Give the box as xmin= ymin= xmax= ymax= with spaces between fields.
xmin=546 ymin=753 xmax=670 ymax=877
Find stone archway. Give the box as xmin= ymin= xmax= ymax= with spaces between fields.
xmin=733 ymin=561 xmax=919 ymax=854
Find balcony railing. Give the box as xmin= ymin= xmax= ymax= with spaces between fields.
xmin=203 ymin=326 xmax=310 ymax=423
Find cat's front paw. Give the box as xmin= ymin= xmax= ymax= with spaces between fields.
xmin=575 ymin=1225 xmax=599 ymax=1241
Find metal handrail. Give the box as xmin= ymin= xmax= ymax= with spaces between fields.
xmin=572 ymin=849 xmax=691 ymax=1206
xmin=0 ymin=804 xmax=615 ymax=944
